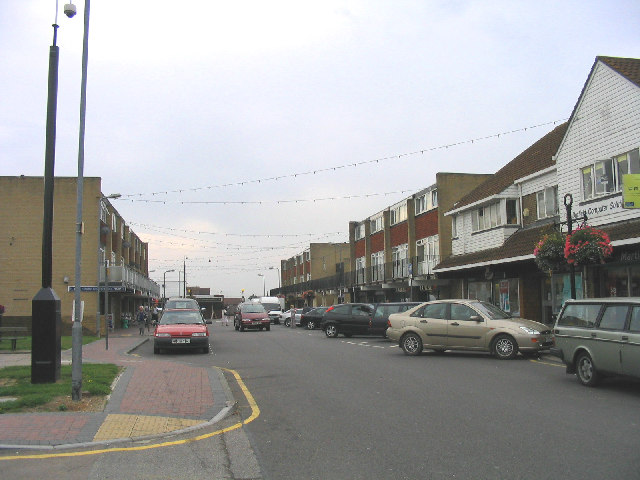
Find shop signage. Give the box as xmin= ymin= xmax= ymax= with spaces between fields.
xmin=67 ymin=285 xmax=126 ymax=292
xmin=617 ymin=250 xmax=640 ymax=263
xmin=622 ymin=174 xmax=640 ymax=208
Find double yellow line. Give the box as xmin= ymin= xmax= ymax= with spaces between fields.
xmin=0 ymin=367 xmax=257 ymax=461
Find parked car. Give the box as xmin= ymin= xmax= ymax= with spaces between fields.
xmin=300 ymin=307 xmax=329 ymax=330
xmin=283 ymin=307 xmax=311 ymax=327
xmin=153 ymin=309 xmax=211 ymax=354
xmin=369 ymin=302 xmax=421 ymax=337
xmin=321 ymin=303 xmax=375 ymax=338
xmin=386 ymin=299 xmax=552 ymax=359
xmin=234 ymin=303 xmax=271 ymax=332
xmin=551 ymin=298 xmax=640 ymax=386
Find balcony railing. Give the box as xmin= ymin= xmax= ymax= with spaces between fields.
xmin=99 ymin=265 xmax=160 ymax=297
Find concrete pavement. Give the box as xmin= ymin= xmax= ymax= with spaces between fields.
xmin=0 ymin=330 xmax=235 ymax=450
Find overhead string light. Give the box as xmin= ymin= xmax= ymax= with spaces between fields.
xmin=119 ymin=118 xmax=567 ymax=199
xmin=129 ymin=221 xmax=345 ymax=239
xmin=125 ymin=189 xmax=415 ymax=204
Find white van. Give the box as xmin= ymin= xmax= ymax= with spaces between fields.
xmin=552 ymin=298 xmax=640 ymax=386
xmin=252 ymin=296 xmax=284 ymax=324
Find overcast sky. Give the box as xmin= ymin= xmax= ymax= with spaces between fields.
xmin=2 ymin=0 xmax=639 ymax=298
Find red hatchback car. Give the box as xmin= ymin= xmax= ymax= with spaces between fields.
xmin=234 ymin=303 xmax=271 ymax=332
xmin=154 ymin=310 xmax=211 ymax=354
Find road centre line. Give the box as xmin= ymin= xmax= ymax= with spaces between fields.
xmin=0 ymin=367 xmax=258 ymax=462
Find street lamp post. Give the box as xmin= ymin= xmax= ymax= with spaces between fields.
xmin=269 ymin=266 xmax=280 ymax=289
xmin=163 ymin=269 xmax=175 ymax=302
xmin=31 ymin=6 xmax=67 ymax=385
xmin=258 ymin=273 xmax=265 ymax=296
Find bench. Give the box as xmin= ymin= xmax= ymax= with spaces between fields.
xmin=0 ymin=326 xmax=28 ymax=351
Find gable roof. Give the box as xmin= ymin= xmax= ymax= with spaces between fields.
xmin=598 ymin=56 xmax=640 ymax=88
xmin=448 ymin=122 xmax=568 ymax=212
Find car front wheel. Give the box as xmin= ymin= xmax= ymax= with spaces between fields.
xmin=306 ymin=320 xmax=315 ymax=330
xmin=493 ymin=334 xmax=518 ymax=360
xmin=401 ymin=332 xmax=423 ymax=356
xmin=325 ymin=324 xmax=338 ymax=338
xmin=576 ymin=351 xmax=600 ymax=387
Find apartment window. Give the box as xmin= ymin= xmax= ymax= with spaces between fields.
xmin=355 ymin=224 xmax=364 ymax=241
xmin=370 ymin=215 xmax=383 ymax=234
xmin=390 ymin=203 xmax=407 ymax=225
xmin=537 ymin=187 xmax=558 ymax=219
xmin=415 ymin=195 xmax=426 ymax=215
xmin=392 ymin=244 xmax=408 ymax=277
xmin=417 ymin=236 xmax=439 ymax=275
xmin=431 ymin=190 xmax=438 ymax=208
xmin=100 ymin=202 xmax=108 ymax=223
xmin=452 ymin=215 xmax=458 ymax=237
xmin=471 ymin=203 xmax=501 ymax=232
xmin=355 ymin=256 xmax=365 ymax=284
xmin=581 ymin=148 xmax=640 ymax=200
xmin=371 ymin=251 xmax=384 ymax=281
xmin=111 ymin=215 xmax=117 ymax=233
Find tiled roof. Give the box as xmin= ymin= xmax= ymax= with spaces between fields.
xmin=599 ymin=56 xmax=640 ymax=88
xmin=449 ymin=122 xmax=568 ymax=211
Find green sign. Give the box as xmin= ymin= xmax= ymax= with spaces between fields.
xmin=622 ymin=174 xmax=640 ymax=208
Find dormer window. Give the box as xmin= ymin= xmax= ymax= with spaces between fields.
xmin=469 ymin=199 xmax=519 ymax=233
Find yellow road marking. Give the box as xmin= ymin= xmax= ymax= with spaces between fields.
xmin=530 ymin=358 xmax=564 ymax=367
xmin=0 ymin=367 xmax=257 ymax=461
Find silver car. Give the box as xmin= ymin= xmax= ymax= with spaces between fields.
xmin=386 ymin=299 xmax=552 ymax=359
xmin=551 ymin=298 xmax=640 ymax=386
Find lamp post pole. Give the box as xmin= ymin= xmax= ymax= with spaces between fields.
xmin=32 ymin=11 xmax=64 ymax=385
xmin=564 ymin=194 xmax=577 ymax=300
xmin=258 ymin=274 xmax=265 ymax=296
xmin=163 ymin=269 xmax=175 ymax=303
xmin=183 ymin=257 xmax=187 ymax=297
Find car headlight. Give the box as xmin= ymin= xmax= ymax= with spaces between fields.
xmin=191 ymin=332 xmax=207 ymax=337
xmin=155 ymin=332 xmax=171 ymax=337
xmin=519 ymin=326 xmax=540 ymax=335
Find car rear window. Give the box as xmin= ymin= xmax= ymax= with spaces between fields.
xmin=165 ymin=300 xmax=199 ymax=309
xmin=160 ymin=311 xmax=204 ymax=324
xmin=557 ymin=304 xmax=601 ymax=328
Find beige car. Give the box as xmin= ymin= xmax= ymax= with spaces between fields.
xmin=551 ymin=298 xmax=640 ymax=387
xmin=386 ymin=299 xmax=552 ymax=359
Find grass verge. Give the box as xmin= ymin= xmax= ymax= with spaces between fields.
xmin=0 ymin=335 xmax=99 ymax=352
xmin=0 ymin=363 xmax=121 ymax=414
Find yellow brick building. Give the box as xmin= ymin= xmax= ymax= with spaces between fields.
xmin=0 ymin=176 xmax=159 ymax=334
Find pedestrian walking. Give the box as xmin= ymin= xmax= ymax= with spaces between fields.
xmin=151 ymin=305 xmax=159 ymax=327
xmin=136 ymin=306 xmax=146 ymax=335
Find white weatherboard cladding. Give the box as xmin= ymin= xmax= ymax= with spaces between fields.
xmin=520 ymin=170 xmax=556 ymax=197
xmin=556 ymin=61 xmax=640 ymax=227
xmin=452 ymin=209 xmax=515 ymax=255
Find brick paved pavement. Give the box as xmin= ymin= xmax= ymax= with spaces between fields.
xmin=0 ymin=330 xmax=233 ymax=449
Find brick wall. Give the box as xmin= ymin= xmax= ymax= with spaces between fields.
xmin=370 ymin=231 xmax=384 ymax=252
xmin=390 ymin=222 xmax=408 ymax=247
xmin=415 ymin=209 xmax=438 ymax=240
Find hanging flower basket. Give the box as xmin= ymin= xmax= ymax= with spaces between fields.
xmin=303 ymin=290 xmax=315 ymax=299
xmin=533 ymin=230 xmax=567 ymax=272
xmin=564 ymin=226 xmax=613 ymax=266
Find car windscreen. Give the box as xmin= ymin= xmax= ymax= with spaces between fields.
xmin=472 ymin=301 xmax=511 ymax=320
xmin=160 ymin=311 xmax=204 ymax=325
xmin=241 ymin=304 xmax=267 ymax=313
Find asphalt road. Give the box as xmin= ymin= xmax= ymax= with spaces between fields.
xmin=200 ymin=323 xmax=640 ymax=480
xmin=4 ymin=323 xmax=639 ymax=480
